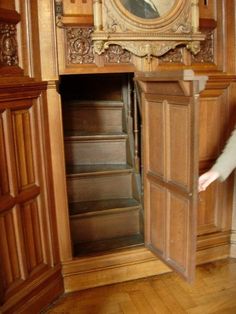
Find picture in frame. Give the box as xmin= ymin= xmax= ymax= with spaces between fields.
xmin=119 ymin=0 xmax=176 ymax=19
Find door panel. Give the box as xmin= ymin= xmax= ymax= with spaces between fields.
xmin=0 ymin=82 xmax=63 ymax=313
xmin=137 ymin=70 xmax=206 ymax=282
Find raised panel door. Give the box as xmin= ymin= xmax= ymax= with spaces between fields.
xmin=137 ymin=70 xmax=207 ymax=282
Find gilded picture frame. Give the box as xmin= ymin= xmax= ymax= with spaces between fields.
xmin=92 ymin=0 xmax=205 ymax=59
xmin=119 ymin=0 xmax=176 ymax=20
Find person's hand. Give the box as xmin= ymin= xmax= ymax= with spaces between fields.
xmin=198 ymin=170 xmax=220 ymax=192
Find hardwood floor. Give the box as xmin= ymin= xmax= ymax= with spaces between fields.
xmin=44 ymin=258 xmax=236 ymax=314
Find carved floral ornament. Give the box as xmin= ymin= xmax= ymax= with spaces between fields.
xmin=92 ymin=0 xmax=205 ymax=59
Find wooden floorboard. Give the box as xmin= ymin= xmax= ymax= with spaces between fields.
xmin=44 ymin=258 xmax=236 ymax=314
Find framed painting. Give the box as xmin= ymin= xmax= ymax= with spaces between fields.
xmin=92 ymin=0 xmax=205 ymax=59
xmin=119 ymin=0 xmax=176 ymax=19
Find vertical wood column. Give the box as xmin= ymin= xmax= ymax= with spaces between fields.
xmin=17 ymin=0 xmax=73 ymax=261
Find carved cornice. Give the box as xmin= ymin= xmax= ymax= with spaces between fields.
xmin=93 ymin=37 xmax=201 ymax=60
xmin=98 ymin=40 xmax=184 ymax=59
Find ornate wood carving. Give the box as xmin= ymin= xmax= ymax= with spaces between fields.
xmin=0 ymin=22 xmax=18 ymax=66
xmin=92 ymin=0 xmax=205 ymax=59
xmin=66 ymin=27 xmax=95 ymax=64
xmin=65 ymin=26 xmax=132 ymax=66
xmin=0 ymin=9 xmax=21 ymax=74
xmin=104 ymin=45 xmax=131 ymax=64
xmin=191 ymin=28 xmax=214 ymax=64
xmin=159 ymin=47 xmax=184 ymax=64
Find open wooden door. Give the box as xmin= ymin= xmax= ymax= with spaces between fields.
xmin=136 ymin=70 xmax=207 ymax=282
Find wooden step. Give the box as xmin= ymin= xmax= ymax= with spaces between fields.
xmin=64 ymin=133 xmax=128 ymax=165
xmin=73 ymin=234 xmax=144 ymax=257
xmin=70 ymin=199 xmax=142 ymax=243
xmin=63 ymin=100 xmax=123 ymax=133
xmin=67 ymin=170 xmax=134 ymax=203
xmin=66 ymin=164 xmax=132 ymax=176
xmin=69 ymin=197 xmax=141 ymax=215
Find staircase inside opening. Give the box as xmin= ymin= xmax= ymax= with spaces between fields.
xmin=60 ymin=73 xmax=143 ymax=257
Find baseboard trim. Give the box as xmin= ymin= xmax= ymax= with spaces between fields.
xmin=62 ymin=239 xmax=231 ymax=293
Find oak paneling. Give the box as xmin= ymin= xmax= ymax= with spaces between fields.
xmin=11 ymin=107 xmax=35 ymax=190
xmin=147 ymin=101 xmax=164 ymax=176
xmin=63 ymin=0 xmax=93 ymax=16
xmin=139 ymin=72 xmax=202 ymax=282
xmin=20 ymin=200 xmax=43 ymax=272
xmin=199 ymin=95 xmax=227 ymax=163
xmin=0 ymin=210 xmax=21 ymax=291
xmin=0 ymin=81 xmax=63 ymax=313
xmin=149 ymin=182 xmax=165 ymax=255
xmin=168 ymin=103 xmax=190 ymax=188
xmin=0 ymin=115 xmax=9 ymax=196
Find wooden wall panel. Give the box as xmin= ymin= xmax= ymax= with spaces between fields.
xmin=199 ymin=94 xmax=227 ymax=165
xmin=168 ymin=192 xmax=189 ymax=270
xmin=0 ymin=115 xmax=9 ymax=196
xmin=0 ymin=210 xmax=21 ymax=293
xmin=11 ymin=107 xmax=35 ymax=190
xmin=148 ymin=101 xmax=164 ymax=176
xmin=168 ymin=103 xmax=190 ymax=188
xmin=20 ymin=201 xmax=44 ymax=272
xmin=63 ymin=0 xmax=93 ymax=16
xmin=198 ymin=80 xmax=235 ymax=237
xmin=149 ymin=182 xmax=165 ymax=256
xmin=0 ymin=1 xmax=15 ymax=10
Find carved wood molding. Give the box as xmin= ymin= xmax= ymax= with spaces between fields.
xmin=94 ymin=38 xmax=201 ymax=61
xmin=64 ymin=24 xmax=215 ymax=67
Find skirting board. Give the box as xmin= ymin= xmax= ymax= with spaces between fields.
xmin=62 ymin=244 xmax=230 ymax=293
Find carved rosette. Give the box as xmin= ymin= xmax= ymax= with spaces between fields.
xmin=66 ymin=27 xmax=95 ymax=64
xmin=0 ymin=22 xmax=18 ymax=66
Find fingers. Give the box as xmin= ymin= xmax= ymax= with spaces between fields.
xmin=198 ymin=170 xmax=220 ymax=192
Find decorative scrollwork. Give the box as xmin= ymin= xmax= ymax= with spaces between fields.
xmin=159 ymin=47 xmax=184 ymax=64
xmin=94 ymin=39 xmax=186 ymax=61
xmin=104 ymin=45 xmax=131 ymax=64
xmin=0 ymin=23 xmax=18 ymax=66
